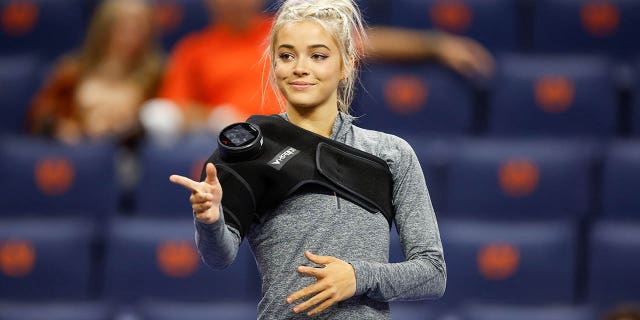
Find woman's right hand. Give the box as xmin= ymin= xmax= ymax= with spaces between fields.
xmin=169 ymin=163 xmax=222 ymax=224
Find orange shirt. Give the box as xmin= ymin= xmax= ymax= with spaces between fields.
xmin=159 ymin=15 xmax=281 ymax=119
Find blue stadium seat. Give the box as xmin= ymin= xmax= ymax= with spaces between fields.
xmin=460 ymin=303 xmax=596 ymax=320
xmin=532 ymin=0 xmax=640 ymax=57
xmin=0 ymin=55 xmax=42 ymax=134
xmin=137 ymin=301 xmax=256 ymax=320
xmin=0 ymin=0 xmax=85 ymax=60
xmin=387 ymin=0 xmax=518 ymax=52
xmin=0 ymin=137 xmax=117 ymax=217
xmin=601 ymin=141 xmax=640 ymax=220
xmin=136 ymin=133 xmax=216 ymax=216
xmin=633 ymin=60 xmax=640 ymax=136
xmin=445 ymin=139 xmax=598 ymax=220
xmin=0 ymin=301 xmax=112 ymax=320
xmin=389 ymin=301 xmax=434 ymax=320
xmin=588 ymin=221 xmax=640 ymax=308
xmin=355 ymin=0 xmax=392 ymax=25
xmin=488 ymin=55 xmax=617 ymax=137
xmin=354 ymin=63 xmax=474 ymax=137
xmin=0 ymin=218 xmax=95 ymax=300
xmin=150 ymin=0 xmax=209 ymax=51
xmin=438 ymin=219 xmax=578 ymax=304
xmin=103 ymin=217 xmax=259 ymax=303
xmin=403 ymin=137 xmax=452 ymax=214
xmin=389 ymin=224 xmax=403 ymax=263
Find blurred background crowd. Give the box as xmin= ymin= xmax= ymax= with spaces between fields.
xmin=0 ymin=0 xmax=639 ymax=319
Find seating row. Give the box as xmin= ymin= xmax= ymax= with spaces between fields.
xmin=1 ymin=135 xmax=638 ymax=221
xmin=3 ymin=53 xmax=640 ymax=137
xmin=0 ymin=217 xmax=637 ymax=309
xmin=2 ymin=0 xmax=640 ymax=58
xmin=0 ymin=300 xmax=604 ymax=320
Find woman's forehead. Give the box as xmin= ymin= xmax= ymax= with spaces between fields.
xmin=275 ymin=21 xmax=338 ymax=47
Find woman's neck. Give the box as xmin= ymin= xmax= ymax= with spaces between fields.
xmin=286 ymin=106 xmax=338 ymax=138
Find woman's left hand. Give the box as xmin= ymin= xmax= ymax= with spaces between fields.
xmin=287 ymin=251 xmax=357 ymax=316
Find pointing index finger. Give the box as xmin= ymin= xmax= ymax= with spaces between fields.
xmin=169 ymin=174 xmax=202 ymax=193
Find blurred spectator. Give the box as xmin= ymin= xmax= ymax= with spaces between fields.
xmin=152 ymin=0 xmax=493 ymax=134
xmin=27 ymin=0 xmax=163 ymax=146
xmin=604 ymin=305 xmax=640 ymax=320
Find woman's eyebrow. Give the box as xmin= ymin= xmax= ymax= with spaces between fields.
xmin=308 ymin=44 xmax=331 ymax=51
xmin=278 ymin=44 xmax=295 ymax=50
xmin=277 ymin=44 xmax=331 ymax=51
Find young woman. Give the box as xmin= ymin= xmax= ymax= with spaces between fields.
xmin=170 ymin=0 xmax=446 ymax=318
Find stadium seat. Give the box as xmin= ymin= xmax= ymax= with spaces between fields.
xmin=438 ymin=219 xmax=578 ymax=304
xmin=354 ymin=63 xmax=475 ymax=138
xmin=633 ymin=60 xmax=640 ymax=135
xmin=445 ymin=139 xmax=598 ymax=220
xmin=387 ymin=0 xmax=518 ymax=52
xmin=389 ymin=224 xmax=403 ymax=263
xmin=532 ymin=0 xmax=640 ymax=57
xmin=103 ymin=217 xmax=259 ymax=303
xmin=0 ymin=55 xmax=41 ymax=134
xmin=0 ymin=137 xmax=118 ymax=217
xmin=488 ymin=55 xmax=617 ymax=137
xmin=0 ymin=0 xmax=85 ymax=60
xmin=588 ymin=221 xmax=640 ymax=308
xmin=136 ymin=301 xmax=257 ymax=320
xmin=355 ymin=0 xmax=392 ymax=25
xmin=150 ymin=0 xmax=209 ymax=51
xmin=402 ymin=137 xmax=452 ymax=214
xmin=601 ymin=141 xmax=640 ymax=220
xmin=0 ymin=301 xmax=112 ymax=320
xmin=389 ymin=301 xmax=434 ymax=320
xmin=0 ymin=218 xmax=95 ymax=300
xmin=460 ymin=303 xmax=596 ymax=320
xmin=135 ymin=133 xmax=216 ymax=216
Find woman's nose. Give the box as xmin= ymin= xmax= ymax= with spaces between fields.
xmin=293 ymin=58 xmax=309 ymax=76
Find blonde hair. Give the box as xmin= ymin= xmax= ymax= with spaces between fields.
xmin=267 ymin=0 xmax=367 ymax=114
xmin=79 ymin=0 xmax=163 ymax=95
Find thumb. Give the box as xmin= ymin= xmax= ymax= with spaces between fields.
xmin=204 ymin=162 xmax=218 ymax=185
xmin=305 ymin=250 xmax=335 ymax=265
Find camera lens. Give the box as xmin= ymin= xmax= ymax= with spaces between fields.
xmin=218 ymin=122 xmax=263 ymax=162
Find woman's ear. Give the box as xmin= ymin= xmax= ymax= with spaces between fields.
xmin=341 ymin=57 xmax=355 ymax=80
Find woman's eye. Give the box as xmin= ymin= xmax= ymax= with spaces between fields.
xmin=279 ymin=53 xmax=294 ymax=61
xmin=312 ymin=54 xmax=327 ymax=61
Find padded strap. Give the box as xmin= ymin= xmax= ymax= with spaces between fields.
xmin=316 ymin=142 xmax=394 ymax=226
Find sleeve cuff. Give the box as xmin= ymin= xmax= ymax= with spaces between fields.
xmin=349 ymin=260 xmax=372 ymax=296
xmin=194 ymin=205 xmax=226 ymax=235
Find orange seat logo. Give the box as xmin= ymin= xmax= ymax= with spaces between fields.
xmin=34 ymin=157 xmax=75 ymax=196
xmin=0 ymin=240 xmax=36 ymax=277
xmin=534 ymin=75 xmax=575 ymax=113
xmin=581 ymin=1 xmax=619 ymax=38
xmin=1 ymin=0 xmax=39 ymax=36
xmin=157 ymin=240 xmax=199 ymax=278
xmin=477 ymin=242 xmax=520 ymax=280
xmin=498 ymin=159 xmax=539 ymax=197
xmin=384 ymin=75 xmax=428 ymax=115
xmin=153 ymin=1 xmax=183 ymax=34
xmin=429 ymin=0 xmax=473 ymax=33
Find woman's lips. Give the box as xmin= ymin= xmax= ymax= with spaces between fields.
xmin=289 ymin=81 xmax=314 ymax=91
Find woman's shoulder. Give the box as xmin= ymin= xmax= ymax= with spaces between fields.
xmin=350 ymin=124 xmax=416 ymax=164
xmin=39 ymin=54 xmax=82 ymax=88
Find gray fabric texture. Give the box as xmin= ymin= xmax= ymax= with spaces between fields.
xmin=194 ymin=112 xmax=446 ymax=319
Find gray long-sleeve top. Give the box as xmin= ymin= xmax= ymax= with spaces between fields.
xmin=195 ymin=112 xmax=446 ymax=319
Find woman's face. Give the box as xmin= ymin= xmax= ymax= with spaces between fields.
xmin=274 ymin=21 xmax=343 ymax=113
xmin=109 ymin=1 xmax=152 ymax=59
